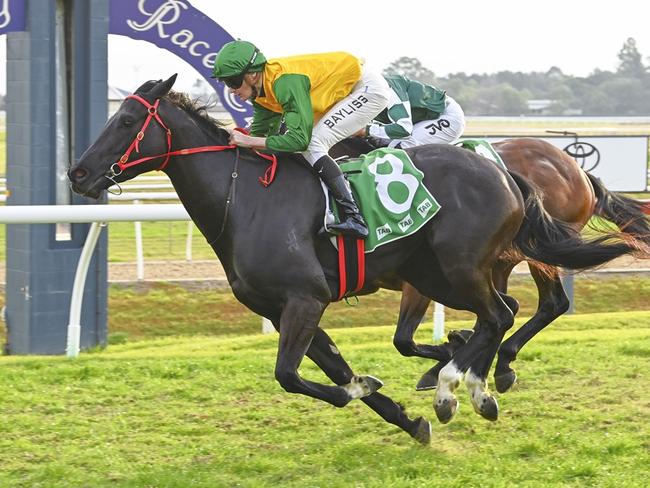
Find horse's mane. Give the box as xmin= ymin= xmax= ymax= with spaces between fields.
xmin=164 ymin=90 xmax=231 ymax=143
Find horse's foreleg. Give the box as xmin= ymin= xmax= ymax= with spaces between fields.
xmin=494 ymin=266 xmax=569 ymax=392
xmin=275 ymin=296 xmax=382 ymax=407
xmin=306 ymin=327 xmax=431 ymax=445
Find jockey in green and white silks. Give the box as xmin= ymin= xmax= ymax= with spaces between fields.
xmin=212 ymin=40 xmax=391 ymax=239
xmin=365 ymin=74 xmax=466 ymax=149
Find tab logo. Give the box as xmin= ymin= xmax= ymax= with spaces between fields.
xmin=417 ymin=198 xmax=433 ymax=218
xmin=376 ymin=224 xmax=392 ymax=241
xmin=398 ymin=214 xmax=414 ymax=232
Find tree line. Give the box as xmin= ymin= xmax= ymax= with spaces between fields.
xmin=1 ymin=38 xmax=647 ymax=116
xmin=383 ymin=38 xmax=650 ymax=116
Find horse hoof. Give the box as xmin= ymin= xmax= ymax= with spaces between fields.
xmin=448 ymin=329 xmax=473 ymax=345
xmin=434 ymin=396 xmax=458 ymax=424
xmin=363 ymin=375 xmax=384 ymax=394
xmin=478 ymin=395 xmax=499 ymax=421
xmin=416 ymin=363 xmax=442 ymax=391
xmin=411 ymin=417 xmax=432 ymax=445
xmin=416 ymin=370 xmax=438 ymax=391
xmin=494 ymin=369 xmax=517 ymax=393
xmin=345 ymin=375 xmax=384 ymax=399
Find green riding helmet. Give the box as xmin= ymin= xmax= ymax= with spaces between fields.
xmin=212 ymin=40 xmax=267 ymax=88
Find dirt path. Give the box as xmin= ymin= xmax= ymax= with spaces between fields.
xmin=0 ymin=255 xmax=648 ymax=286
xmin=110 ymin=254 xmax=649 ymax=282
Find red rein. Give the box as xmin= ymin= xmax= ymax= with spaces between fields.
xmin=113 ymin=94 xmax=277 ymax=187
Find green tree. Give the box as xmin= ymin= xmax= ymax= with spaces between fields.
xmin=617 ymin=37 xmax=647 ymax=79
xmin=383 ymin=57 xmax=436 ymax=84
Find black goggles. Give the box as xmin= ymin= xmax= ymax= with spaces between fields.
xmin=217 ymin=48 xmax=260 ymax=89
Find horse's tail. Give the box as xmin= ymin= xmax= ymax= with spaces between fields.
xmin=509 ymin=171 xmax=649 ymax=270
xmin=586 ymin=172 xmax=650 ymax=241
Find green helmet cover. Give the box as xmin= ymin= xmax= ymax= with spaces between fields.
xmin=212 ymin=40 xmax=267 ymax=79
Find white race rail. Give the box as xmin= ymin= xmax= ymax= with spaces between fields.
xmin=0 ymin=204 xmax=449 ymax=357
xmin=0 ymin=204 xmax=191 ymax=358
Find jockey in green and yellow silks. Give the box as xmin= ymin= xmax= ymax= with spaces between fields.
xmin=212 ymin=40 xmax=391 ymax=239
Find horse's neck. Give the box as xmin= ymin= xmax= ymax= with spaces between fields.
xmin=163 ymin=124 xmax=236 ymax=246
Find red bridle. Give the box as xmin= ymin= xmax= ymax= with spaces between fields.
xmin=109 ymin=94 xmax=277 ymax=186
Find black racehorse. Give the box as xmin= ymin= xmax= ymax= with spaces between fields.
xmin=331 ymin=137 xmax=650 ymax=393
xmin=68 ymin=76 xmax=648 ymax=441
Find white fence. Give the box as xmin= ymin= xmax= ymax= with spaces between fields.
xmin=0 ymin=203 xmax=447 ymax=358
xmin=0 ymin=204 xmax=192 ymax=357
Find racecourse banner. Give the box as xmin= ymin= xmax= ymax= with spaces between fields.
xmin=0 ymin=0 xmax=26 ymax=35
xmin=109 ymin=0 xmax=252 ymax=126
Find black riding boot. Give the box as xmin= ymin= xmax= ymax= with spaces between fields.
xmin=313 ymin=155 xmax=369 ymax=239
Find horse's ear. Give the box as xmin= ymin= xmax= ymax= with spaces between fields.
xmin=146 ymin=74 xmax=178 ymax=101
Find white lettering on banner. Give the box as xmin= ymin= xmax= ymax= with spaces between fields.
xmin=126 ymin=0 xmax=219 ymax=69
xmin=189 ymin=40 xmax=210 ymax=56
xmin=171 ymin=29 xmax=193 ymax=48
xmin=368 ymin=155 xmax=420 ymax=214
xmin=0 ymin=0 xmax=11 ymax=29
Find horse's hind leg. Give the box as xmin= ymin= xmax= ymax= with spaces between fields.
xmin=494 ymin=265 xmax=569 ymax=392
xmin=415 ymin=260 xmax=517 ymax=391
xmin=274 ymin=295 xmax=383 ymax=407
xmin=462 ymin=291 xmax=519 ymax=421
xmin=306 ymin=327 xmax=431 ymax=445
xmin=434 ymin=281 xmax=515 ymax=424
xmin=393 ymin=282 xmax=451 ymax=361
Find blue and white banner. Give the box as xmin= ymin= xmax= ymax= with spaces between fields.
xmin=109 ymin=0 xmax=252 ymax=126
xmin=0 ymin=0 xmax=26 ymax=35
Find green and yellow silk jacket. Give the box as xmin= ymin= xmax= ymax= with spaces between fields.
xmin=250 ymin=52 xmax=362 ymax=152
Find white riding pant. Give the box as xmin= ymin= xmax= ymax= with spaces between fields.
xmin=385 ymin=97 xmax=466 ymax=149
xmin=302 ymin=66 xmax=390 ymax=165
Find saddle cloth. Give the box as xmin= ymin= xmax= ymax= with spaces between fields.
xmin=456 ymin=139 xmax=507 ymax=169
xmin=325 ymin=148 xmax=441 ymax=253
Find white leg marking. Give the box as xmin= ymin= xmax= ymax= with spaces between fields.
xmin=465 ymin=369 xmax=489 ymax=414
xmin=434 ymin=362 xmax=463 ymax=406
xmin=343 ymin=376 xmax=368 ymax=400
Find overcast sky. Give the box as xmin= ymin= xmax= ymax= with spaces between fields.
xmin=2 ymin=0 xmax=650 ymax=94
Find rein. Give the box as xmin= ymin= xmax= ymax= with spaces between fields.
xmin=107 ymin=94 xmax=277 ymax=190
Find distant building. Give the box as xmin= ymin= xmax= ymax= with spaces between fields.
xmin=526 ymin=99 xmax=583 ymax=116
xmin=526 ymin=99 xmax=554 ymax=115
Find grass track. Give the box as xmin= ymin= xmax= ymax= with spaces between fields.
xmin=1 ymin=311 xmax=649 ymax=487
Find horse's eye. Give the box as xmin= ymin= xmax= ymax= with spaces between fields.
xmin=122 ymin=117 xmax=134 ymax=127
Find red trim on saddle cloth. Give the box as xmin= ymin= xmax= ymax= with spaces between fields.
xmin=355 ymin=238 xmax=365 ymax=292
xmin=337 ymin=235 xmax=347 ymax=301
xmin=336 ymin=235 xmax=366 ymax=301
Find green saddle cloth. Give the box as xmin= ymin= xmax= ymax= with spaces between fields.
xmin=457 ymin=139 xmax=507 ymax=169
xmin=335 ymin=148 xmax=441 ymax=253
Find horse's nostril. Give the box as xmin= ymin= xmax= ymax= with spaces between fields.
xmin=70 ymin=167 xmax=88 ymax=182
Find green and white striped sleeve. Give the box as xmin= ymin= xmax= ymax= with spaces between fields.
xmin=368 ymin=99 xmax=413 ymax=140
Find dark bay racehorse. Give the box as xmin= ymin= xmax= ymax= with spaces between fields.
xmin=332 ymin=137 xmax=650 ymax=393
xmin=68 ymin=76 xmax=648 ymax=439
